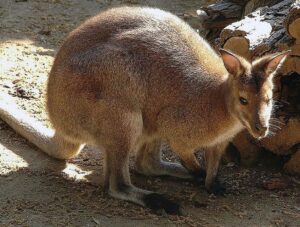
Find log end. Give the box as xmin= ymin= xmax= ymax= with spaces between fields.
xmin=288 ymin=18 xmax=300 ymax=40
xmin=223 ymin=36 xmax=251 ymax=60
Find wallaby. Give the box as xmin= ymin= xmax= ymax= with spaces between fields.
xmin=0 ymin=6 xmax=289 ymax=214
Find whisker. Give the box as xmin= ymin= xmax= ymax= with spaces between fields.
xmin=270 ymin=122 xmax=285 ymax=127
xmin=272 ymin=105 xmax=283 ymax=110
xmin=266 ymin=132 xmax=275 ymax=138
xmin=275 ymin=100 xmax=290 ymax=106
xmin=268 ymin=129 xmax=276 ymax=135
xmin=269 ymin=128 xmax=280 ymax=133
xmin=269 ymin=124 xmax=281 ymax=130
xmin=270 ymin=117 xmax=282 ymax=121
xmin=268 ymin=128 xmax=278 ymax=134
xmin=268 ymin=129 xmax=279 ymax=134
xmin=270 ymin=118 xmax=285 ymax=125
xmin=273 ymin=100 xmax=285 ymax=104
xmin=273 ymin=101 xmax=284 ymax=105
xmin=269 ymin=127 xmax=280 ymax=131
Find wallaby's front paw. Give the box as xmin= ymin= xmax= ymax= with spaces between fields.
xmin=192 ymin=169 xmax=206 ymax=184
xmin=206 ymin=180 xmax=226 ymax=196
xmin=143 ymin=193 xmax=182 ymax=215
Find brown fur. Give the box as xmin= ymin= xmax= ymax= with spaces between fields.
xmin=0 ymin=7 xmax=289 ymax=214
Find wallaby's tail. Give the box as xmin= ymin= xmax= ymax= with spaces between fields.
xmin=0 ymin=92 xmax=83 ymax=159
xmin=0 ymin=91 xmax=55 ymax=154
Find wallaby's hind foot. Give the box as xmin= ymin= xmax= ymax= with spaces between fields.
xmin=135 ymin=140 xmax=192 ymax=179
xmin=108 ymin=185 xmax=181 ymax=215
xmin=103 ymin=133 xmax=181 ymax=215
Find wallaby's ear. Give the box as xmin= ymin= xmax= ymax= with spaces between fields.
xmin=219 ymin=48 xmax=242 ymax=76
xmin=264 ymin=50 xmax=290 ymax=75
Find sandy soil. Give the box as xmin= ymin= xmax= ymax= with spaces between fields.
xmin=0 ymin=0 xmax=299 ymax=226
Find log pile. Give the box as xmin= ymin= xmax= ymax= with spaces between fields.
xmin=219 ymin=0 xmax=300 ymax=102
xmin=197 ymin=0 xmax=282 ymax=40
xmin=220 ymin=0 xmax=295 ymax=60
xmin=219 ymin=0 xmax=300 ymax=103
xmin=219 ymin=0 xmax=300 ymax=75
xmin=218 ymin=0 xmax=300 ymax=175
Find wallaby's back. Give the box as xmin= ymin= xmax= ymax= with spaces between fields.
xmin=47 ymin=7 xmax=227 ymax=142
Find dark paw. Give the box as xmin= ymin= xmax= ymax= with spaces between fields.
xmin=192 ymin=169 xmax=206 ymax=183
xmin=207 ymin=180 xmax=226 ymax=196
xmin=143 ymin=193 xmax=181 ymax=215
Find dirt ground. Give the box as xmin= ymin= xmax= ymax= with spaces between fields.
xmin=0 ymin=0 xmax=299 ymax=226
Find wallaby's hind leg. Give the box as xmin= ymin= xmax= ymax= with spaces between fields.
xmin=135 ymin=139 xmax=192 ymax=179
xmin=103 ymin=140 xmax=180 ymax=215
xmin=204 ymin=142 xmax=228 ymax=195
xmin=99 ymin=109 xmax=181 ymax=215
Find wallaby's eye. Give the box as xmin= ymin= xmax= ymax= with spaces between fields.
xmin=239 ymin=97 xmax=248 ymax=105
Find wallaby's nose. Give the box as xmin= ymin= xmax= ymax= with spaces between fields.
xmin=255 ymin=123 xmax=267 ymax=133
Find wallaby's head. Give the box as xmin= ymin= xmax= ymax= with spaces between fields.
xmin=220 ymin=49 xmax=289 ymax=139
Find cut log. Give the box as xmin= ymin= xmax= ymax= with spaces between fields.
xmin=289 ymin=18 xmax=300 ymax=42
xmin=226 ymin=0 xmax=249 ymax=6
xmin=282 ymin=55 xmax=300 ymax=76
xmin=220 ymin=0 xmax=294 ymax=59
xmin=285 ymin=0 xmax=300 ymax=41
xmin=223 ymin=37 xmax=251 ymax=60
xmin=201 ymin=1 xmax=242 ymax=21
xmin=243 ymin=0 xmax=282 ymax=16
xmin=279 ymin=43 xmax=300 ymax=75
xmin=283 ymin=1 xmax=300 ymax=74
xmin=198 ymin=1 xmax=243 ymax=40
